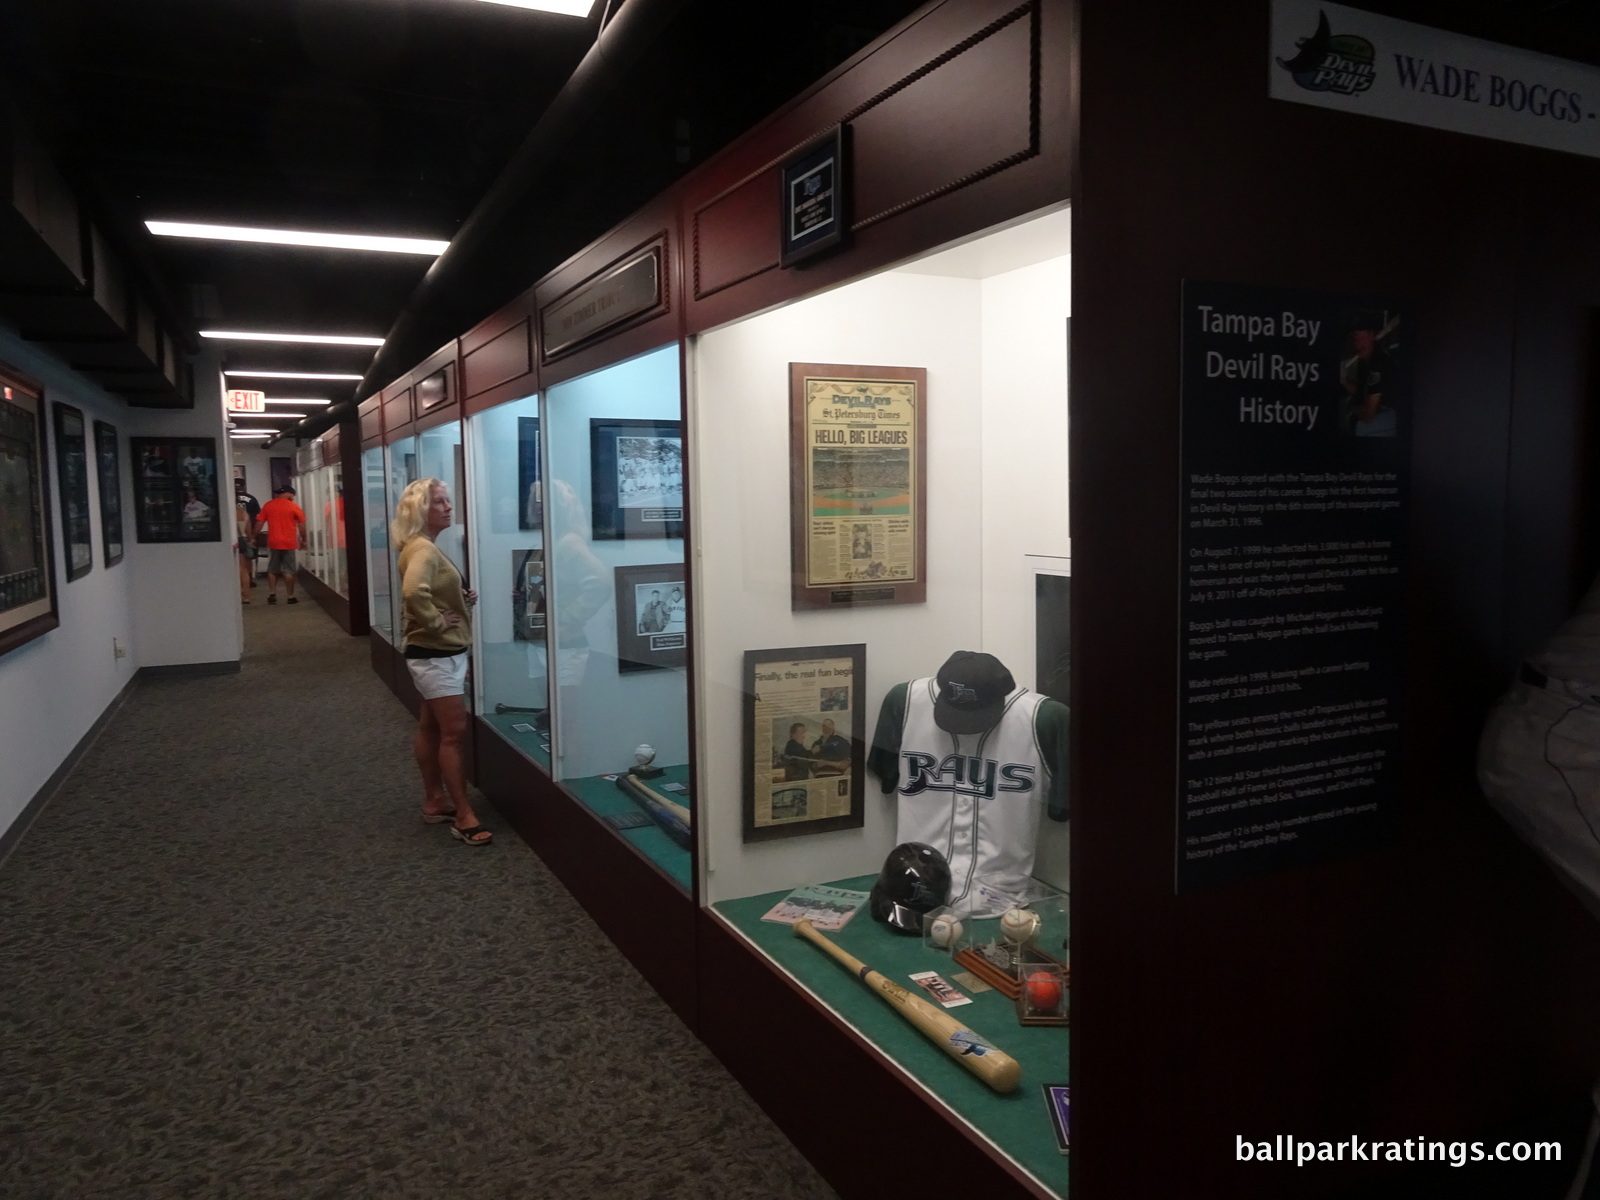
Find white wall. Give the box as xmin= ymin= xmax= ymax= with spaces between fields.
xmin=0 ymin=328 xmax=241 ymax=841
xmin=545 ymin=345 xmax=688 ymax=779
xmin=690 ymin=217 xmax=1072 ymax=904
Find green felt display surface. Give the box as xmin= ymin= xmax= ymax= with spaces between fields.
xmin=561 ymin=767 xmax=693 ymax=891
xmin=716 ymin=877 xmax=1067 ymax=1197
xmin=481 ymin=710 xmax=552 ymax=772
xmin=479 ymin=716 xmax=691 ymax=890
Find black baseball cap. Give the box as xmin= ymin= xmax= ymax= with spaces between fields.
xmin=276 ymin=485 xmax=296 ymax=495
xmin=933 ymin=651 xmax=1015 ymax=734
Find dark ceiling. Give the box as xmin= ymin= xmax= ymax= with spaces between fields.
xmin=0 ymin=0 xmax=930 ymax=432
xmin=5 ymin=0 xmax=1600 ymax=439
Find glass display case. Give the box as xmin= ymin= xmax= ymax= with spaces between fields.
xmin=467 ymin=393 xmax=551 ymax=770
xmin=690 ymin=209 xmax=1071 ymax=1195
xmin=295 ymin=462 xmax=347 ymax=597
xmin=364 ymin=445 xmax=393 ymax=644
xmin=385 ymin=423 xmax=466 ymax=649
xmin=534 ymin=344 xmax=690 ymax=889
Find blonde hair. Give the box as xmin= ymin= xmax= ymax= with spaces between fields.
xmin=391 ymin=477 xmax=446 ymax=550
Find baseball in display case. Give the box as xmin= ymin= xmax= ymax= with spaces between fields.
xmin=691 ymin=207 xmax=1073 ymax=1197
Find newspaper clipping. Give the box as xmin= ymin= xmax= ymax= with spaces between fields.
xmin=803 ymin=375 xmax=919 ymax=588
xmin=749 ymin=652 xmax=859 ymax=834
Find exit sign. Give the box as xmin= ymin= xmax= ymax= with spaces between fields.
xmin=227 ymin=389 xmax=265 ymax=413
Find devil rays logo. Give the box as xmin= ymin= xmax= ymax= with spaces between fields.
xmin=1278 ymin=10 xmax=1376 ymax=96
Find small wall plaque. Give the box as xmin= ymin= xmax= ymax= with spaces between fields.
xmin=780 ymin=126 xmax=847 ymax=268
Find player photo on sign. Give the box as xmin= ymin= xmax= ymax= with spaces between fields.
xmin=742 ymin=644 xmax=867 ymax=842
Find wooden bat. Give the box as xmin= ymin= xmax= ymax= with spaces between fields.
xmin=792 ymin=918 xmax=1021 ymax=1094
xmin=614 ymin=771 xmax=692 ymax=847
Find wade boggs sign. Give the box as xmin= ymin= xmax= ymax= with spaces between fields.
xmin=1270 ymin=0 xmax=1600 ymax=159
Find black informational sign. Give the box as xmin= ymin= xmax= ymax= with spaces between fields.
xmin=780 ymin=126 xmax=845 ymax=267
xmin=1178 ymin=281 xmax=1409 ymax=891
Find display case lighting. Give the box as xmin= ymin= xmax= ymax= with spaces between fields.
xmin=146 ymin=221 xmax=447 ymax=256
xmin=201 ymin=330 xmax=384 ymax=346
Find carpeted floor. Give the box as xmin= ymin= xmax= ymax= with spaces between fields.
xmin=0 ymin=596 xmax=839 ymax=1200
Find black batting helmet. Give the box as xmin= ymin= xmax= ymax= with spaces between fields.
xmin=869 ymin=842 xmax=952 ymax=934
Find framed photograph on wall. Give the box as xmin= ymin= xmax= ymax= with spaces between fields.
xmin=0 ymin=371 xmax=59 ymax=656
xmin=132 ymin=436 xmax=222 ymax=543
xmin=614 ymin=562 xmax=687 ymax=673
xmin=94 ymin=420 xmax=124 ymax=567
xmin=517 ymin=416 xmax=542 ymax=530
xmin=512 ymin=548 xmax=546 ymax=642
xmin=789 ymin=363 xmax=927 ymax=610
xmin=53 ymin=402 xmax=93 ymax=581
xmin=590 ymin=418 xmax=683 ymax=540
xmin=742 ymin=643 xmax=866 ymax=843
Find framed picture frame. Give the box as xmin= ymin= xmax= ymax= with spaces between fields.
xmin=590 ymin=417 xmax=683 ymax=540
xmin=614 ymin=562 xmax=687 ymax=673
xmin=131 ymin=436 xmax=222 ymax=543
xmin=517 ymin=416 xmax=543 ymax=530
xmin=94 ymin=420 xmax=124 ymax=568
xmin=789 ymin=363 xmax=928 ymax=610
xmin=742 ymin=643 xmax=866 ymax=843
xmin=0 ymin=368 xmax=60 ymax=657
xmin=53 ymin=402 xmax=93 ymax=581
xmin=511 ymin=548 xmax=546 ymax=642
xmin=779 ymin=125 xmax=848 ymax=268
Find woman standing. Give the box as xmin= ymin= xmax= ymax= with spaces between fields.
xmin=392 ymin=477 xmax=491 ymax=846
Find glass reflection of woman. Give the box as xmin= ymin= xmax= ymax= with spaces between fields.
xmin=393 ymin=478 xmax=490 ymax=846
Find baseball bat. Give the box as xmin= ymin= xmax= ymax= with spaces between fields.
xmin=614 ymin=771 xmax=692 ymax=847
xmin=792 ymin=918 xmax=1021 ymax=1094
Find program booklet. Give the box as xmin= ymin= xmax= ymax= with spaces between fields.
xmin=760 ymin=884 xmax=871 ymax=932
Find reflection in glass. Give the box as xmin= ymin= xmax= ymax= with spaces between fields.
xmin=543 ymin=345 xmax=690 ymax=890
xmin=468 ymin=395 xmax=551 ymax=770
xmin=365 ymin=446 xmax=393 ymax=642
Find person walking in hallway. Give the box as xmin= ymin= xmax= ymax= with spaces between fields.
xmin=257 ymin=485 xmax=306 ymax=604
xmin=234 ymin=477 xmax=261 ymax=601
xmin=394 ymin=477 xmax=490 ymax=846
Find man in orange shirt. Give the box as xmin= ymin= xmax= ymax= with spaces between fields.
xmin=257 ymin=485 xmax=307 ymax=605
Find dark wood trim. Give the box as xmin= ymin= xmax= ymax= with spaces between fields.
xmin=461 ymin=301 xmax=538 ymax=417
xmin=696 ymin=908 xmax=1053 ymax=1200
xmin=476 ymin=719 xmax=697 ymax=1024
xmin=539 ymin=235 xmax=668 ymax=366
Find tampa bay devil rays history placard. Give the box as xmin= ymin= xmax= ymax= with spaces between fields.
xmin=1177 ymin=281 xmax=1410 ymax=892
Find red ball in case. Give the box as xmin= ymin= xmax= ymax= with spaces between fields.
xmin=1025 ymin=968 xmax=1063 ymax=1012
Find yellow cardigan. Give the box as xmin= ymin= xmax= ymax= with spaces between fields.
xmin=397 ymin=536 xmax=471 ymax=654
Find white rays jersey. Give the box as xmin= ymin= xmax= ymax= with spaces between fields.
xmin=876 ymin=677 xmax=1059 ymax=911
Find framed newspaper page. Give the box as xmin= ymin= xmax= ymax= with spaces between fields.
xmin=789 ymin=363 xmax=927 ymax=610
xmin=742 ymin=643 xmax=866 ymax=843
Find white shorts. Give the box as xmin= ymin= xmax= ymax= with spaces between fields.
xmin=405 ymin=652 xmax=469 ymax=701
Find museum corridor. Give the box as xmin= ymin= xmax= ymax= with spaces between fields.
xmin=0 ymin=600 xmax=834 ymax=1200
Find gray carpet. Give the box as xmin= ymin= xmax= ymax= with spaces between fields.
xmin=0 ymin=596 xmax=839 ymax=1200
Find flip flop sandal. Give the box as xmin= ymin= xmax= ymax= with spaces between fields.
xmin=450 ymin=825 xmax=493 ymax=846
xmin=421 ymin=809 xmax=457 ymax=824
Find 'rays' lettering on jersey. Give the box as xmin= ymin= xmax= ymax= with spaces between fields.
xmin=899 ymin=752 xmax=1036 ymax=798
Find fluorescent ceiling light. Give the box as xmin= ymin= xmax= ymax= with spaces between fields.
xmin=473 ymin=0 xmax=596 ymax=13
xmin=263 ymin=398 xmax=331 ymax=406
xmin=201 ymin=330 xmax=384 ymax=346
xmin=232 ymin=412 xmax=306 ymax=420
xmin=146 ymin=221 xmax=447 ymax=256
xmin=224 ymin=371 xmax=363 ymax=380
xmin=229 ymin=432 xmax=273 ymax=439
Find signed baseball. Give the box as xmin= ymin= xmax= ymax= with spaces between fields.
xmin=999 ymin=907 xmax=1041 ymax=945
xmin=1025 ymin=969 xmax=1063 ymax=1012
xmin=928 ymin=914 xmax=963 ymax=949
xmin=633 ymin=743 xmax=656 ymax=768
